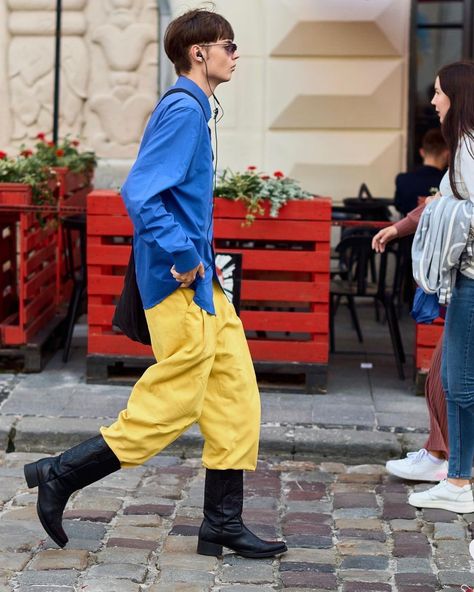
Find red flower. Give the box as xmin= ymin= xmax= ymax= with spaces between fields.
xmin=247 ymin=165 xmax=257 ymax=171
xmin=47 ymin=141 xmax=55 ymax=147
xmin=36 ymin=132 xmax=46 ymax=141
xmin=20 ymin=149 xmax=33 ymax=157
xmin=261 ymin=175 xmax=270 ymax=180
xmin=0 ymin=151 xmax=7 ymax=160
xmin=273 ymin=170 xmax=284 ymax=179
xmin=56 ymin=149 xmax=65 ymax=157
xmin=71 ymin=140 xmax=80 ymax=147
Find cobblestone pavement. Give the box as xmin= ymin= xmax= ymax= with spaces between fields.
xmin=0 ymin=452 xmax=473 ymax=592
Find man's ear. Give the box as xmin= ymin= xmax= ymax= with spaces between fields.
xmin=419 ymin=148 xmax=426 ymax=159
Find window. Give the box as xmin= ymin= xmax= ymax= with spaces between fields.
xmin=408 ymin=0 xmax=473 ymax=167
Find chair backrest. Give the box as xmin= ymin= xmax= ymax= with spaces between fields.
xmin=335 ymin=233 xmax=399 ymax=298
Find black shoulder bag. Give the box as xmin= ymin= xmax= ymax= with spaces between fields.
xmin=112 ymin=88 xmax=208 ymax=345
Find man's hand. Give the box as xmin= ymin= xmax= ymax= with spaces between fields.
xmin=171 ymin=262 xmax=205 ymax=288
xmin=372 ymin=226 xmax=399 ymax=253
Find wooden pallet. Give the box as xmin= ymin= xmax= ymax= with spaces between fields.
xmin=86 ymin=353 xmax=327 ymax=394
xmin=0 ymin=313 xmax=66 ymax=372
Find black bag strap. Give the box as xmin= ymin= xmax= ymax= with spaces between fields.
xmin=155 ymin=88 xmax=208 ymax=119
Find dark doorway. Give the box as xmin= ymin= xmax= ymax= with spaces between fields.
xmin=408 ymin=0 xmax=474 ymax=168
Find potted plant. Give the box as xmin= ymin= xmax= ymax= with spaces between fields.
xmin=214 ymin=166 xmax=314 ymax=224
xmin=0 ymin=150 xmax=56 ymax=206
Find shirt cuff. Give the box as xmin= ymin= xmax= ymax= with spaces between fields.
xmin=173 ymin=247 xmax=201 ymax=273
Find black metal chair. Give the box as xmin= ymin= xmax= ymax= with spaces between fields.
xmin=61 ymin=214 xmax=87 ymax=362
xmin=330 ymin=233 xmax=406 ymax=379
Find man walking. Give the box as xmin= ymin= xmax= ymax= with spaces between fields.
xmin=24 ymin=8 xmax=287 ymax=559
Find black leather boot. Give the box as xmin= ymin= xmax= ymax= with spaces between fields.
xmin=24 ymin=435 xmax=120 ymax=548
xmin=197 ymin=469 xmax=287 ymax=558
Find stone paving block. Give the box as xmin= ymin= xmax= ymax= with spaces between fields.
xmin=147 ymin=584 xmax=210 ymax=592
xmin=63 ymin=509 xmax=116 ymax=522
xmin=340 ymin=556 xmax=389 ymax=570
xmin=215 ymin=587 xmax=275 ymax=592
xmin=395 ymin=573 xmax=438 ymax=586
xmin=107 ymin=537 xmax=159 ymax=551
xmin=422 ymin=508 xmax=458 ymax=523
xmin=389 ymin=519 xmax=420 ymax=531
xmin=283 ymin=522 xmax=331 ymax=536
xmin=280 ymin=548 xmax=337 ymax=565
xmin=124 ymin=503 xmax=175 ymax=516
xmin=285 ymin=500 xmax=332 ymax=514
xmin=158 ymin=567 xmax=215 ymax=585
xmin=335 ymin=518 xmax=383 ymax=531
xmin=87 ymin=562 xmax=147 ymax=582
xmin=286 ymin=535 xmax=333 ymax=549
xmin=0 ymin=552 xmax=31 ymax=571
xmin=70 ymin=494 xmax=123 ymax=512
xmin=16 ymin=569 xmax=79 ymax=587
xmin=110 ymin=525 xmax=164 ymax=541
xmin=280 ymin=562 xmax=334 ymax=573
xmin=95 ymin=546 xmax=152 ymax=564
xmin=280 ymin=571 xmax=337 ymax=589
xmin=338 ymin=570 xmax=391 ymax=583
xmin=28 ymin=549 xmax=89 ymax=570
xmin=163 ymin=536 xmax=198 ymax=554
xmin=80 ymin=578 xmax=141 ymax=592
xmin=438 ymin=570 xmax=474 ymax=586
xmin=433 ymin=522 xmax=466 ymax=540
xmin=337 ymin=540 xmax=388 ymax=556
xmin=342 ymin=583 xmax=391 ymax=592
xmin=160 ymin=552 xmax=218 ymax=571
xmin=395 ymin=557 xmax=433 ymax=573
xmin=115 ymin=514 xmax=163 ymax=528
xmin=221 ymin=563 xmax=274 ymax=583
xmin=333 ymin=493 xmax=378 ymax=509
xmin=382 ymin=502 xmax=417 ymax=520
xmin=333 ymin=508 xmax=380 ymax=519
xmin=338 ymin=529 xmax=386 ymax=542
xmin=2 ymin=506 xmax=38 ymax=520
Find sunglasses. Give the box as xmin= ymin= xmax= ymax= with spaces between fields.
xmin=201 ymin=42 xmax=238 ymax=56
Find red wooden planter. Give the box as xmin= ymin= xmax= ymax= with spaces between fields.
xmin=0 ymin=183 xmax=32 ymax=206
xmin=54 ymin=168 xmax=92 ymax=307
xmin=87 ymin=192 xmax=331 ymax=384
xmin=415 ymin=318 xmax=444 ymax=371
xmin=0 ymin=209 xmax=57 ymax=345
xmin=214 ymin=198 xmax=331 ymax=365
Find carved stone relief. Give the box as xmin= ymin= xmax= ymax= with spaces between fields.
xmin=7 ymin=0 xmax=88 ymax=143
xmin=85 ymin=0 xmax=158 ymax=157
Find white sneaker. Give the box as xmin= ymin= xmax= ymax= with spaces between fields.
xmin=469 ymin=539 xmax=474 ymax=561
xmin=408 ymin=479 xmax=474 ymax=513
xmin=386 ymin=449 xmax=448 ymax=482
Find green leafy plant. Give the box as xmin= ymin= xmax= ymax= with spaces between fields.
xmin=215 ymin=166 xmax=313 ymax=224
xmin=0 ymin=150 xmax=56 ymax=206
xmin=33 ymin=133 xmax=97 ymax=177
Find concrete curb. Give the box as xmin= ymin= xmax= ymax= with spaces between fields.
xmin=7 ymin=417 xmax=428 ymax=464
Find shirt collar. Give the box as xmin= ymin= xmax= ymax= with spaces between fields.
xmin=175 ymin=76 xmax=212 ymax=121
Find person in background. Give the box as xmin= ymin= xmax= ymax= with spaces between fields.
xmin=373 ymin=204 xmax=448 ymax=482
xmin=394 ymin=128 xmax=449 ymax=216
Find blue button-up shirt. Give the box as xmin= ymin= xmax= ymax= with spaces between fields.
xmin=121 ymin=76 xmax=218 ymax=314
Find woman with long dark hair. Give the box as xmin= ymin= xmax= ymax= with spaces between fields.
xmin=409 ymin=61 xmax=474 ymax=513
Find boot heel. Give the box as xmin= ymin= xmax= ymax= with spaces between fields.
xmin=197 ymin=539 xmax=223 ymax=556
xmin=24 ymin=462 xmax=39 ymax=488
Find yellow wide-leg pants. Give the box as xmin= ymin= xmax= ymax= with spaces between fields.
xmin=101 ymin=282 xmax=261 ymax=470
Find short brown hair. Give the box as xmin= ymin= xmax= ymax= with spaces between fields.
xmin=164 ymin=8 xmax=234 ymax=75
xmin=421 ymin=128 xmax=447 ymax=156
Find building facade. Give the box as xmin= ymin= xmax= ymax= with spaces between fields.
xmin=0 ymin=0 xmax=423 ymax=201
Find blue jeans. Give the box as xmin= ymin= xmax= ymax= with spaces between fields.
xmin=442 ymin=273 xmax=474 ymax=479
